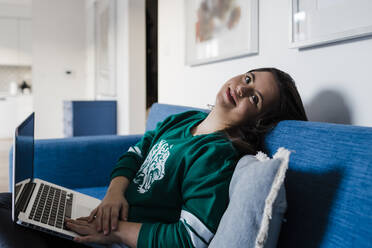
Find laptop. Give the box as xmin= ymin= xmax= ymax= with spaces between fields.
xmin=12 ymin=112 xmax=101 ymax=240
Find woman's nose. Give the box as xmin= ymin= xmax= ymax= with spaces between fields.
xmin=237 ymin=84 xmax=253 ymax=98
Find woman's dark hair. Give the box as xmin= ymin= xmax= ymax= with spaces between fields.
xmin=225 ymin=67 xmax=308 ymax=155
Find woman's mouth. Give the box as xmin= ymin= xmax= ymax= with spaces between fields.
xmin=226 ymin=87 xmax=236 ymax=106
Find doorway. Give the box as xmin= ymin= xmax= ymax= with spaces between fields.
xmin=146 ymin=0 xmax=158 ymax=110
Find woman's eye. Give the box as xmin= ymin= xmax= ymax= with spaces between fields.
xmin=251 ymin=95 xmax=259 ymax=105
xmin=245 ymin=75 xmax=251 ymax=84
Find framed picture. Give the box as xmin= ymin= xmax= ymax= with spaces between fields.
xmin=290 ymin=0 xmax=372 ymax=49
xmin=185 ymin=0 xmax=258 ymax=66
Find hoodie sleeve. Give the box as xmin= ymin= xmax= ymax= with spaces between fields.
xmin=110 ymin=128 xmax=157 ymax=181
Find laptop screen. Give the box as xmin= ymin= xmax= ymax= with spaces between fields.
xmin=13 ymin=113 xmax=34 ymax=221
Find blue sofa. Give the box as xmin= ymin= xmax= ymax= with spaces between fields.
xmin=9 ymin=103 xmax=372 ymax=247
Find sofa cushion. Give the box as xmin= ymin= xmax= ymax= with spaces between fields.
xmin=209 ymin=148 xmax=290 ymax=248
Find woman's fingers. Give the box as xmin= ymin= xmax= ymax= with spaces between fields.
xmin=76 ymin=216 xmax=90 ymax=221
xmin=102 ymin=207 xmax=111 ymax=235
xmin=95 ymin=208 xmax=103 ymax=232
xmin=110 ymin=207 xmax=119 ymax=231
xmin=121 ymin=203 xmax=129 ymax=221
xmin=67 ymin=218 xmax=90 ymax=226
xmin=84 ymin=196 xmax=128 ymax=235
xmin=88 ymin=207 xmax=98 ymax=222
xmin=74 ymin=235 xmax=95 ymax=243
xmin=65 ymin=221 xmax=91 ymax=235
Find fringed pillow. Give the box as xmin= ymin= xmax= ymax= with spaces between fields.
xmin=209 ymin=148 xmax=290 ymax=248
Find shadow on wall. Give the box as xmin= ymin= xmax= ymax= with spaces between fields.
xmin=305 ymin=89 xmax=353 ymax=125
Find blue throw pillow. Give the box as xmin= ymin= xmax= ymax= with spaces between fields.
xmin=209 ymin=148 xmax=290 ymax=248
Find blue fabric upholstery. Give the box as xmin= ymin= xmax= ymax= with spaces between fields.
xmin=9 ymin=135 xmax=142 ymax=190
xmin=145 ymin=103 xmax=209 ymax=131
xmin=265 ymin=120 xmax=372 ymax=248
xmin=8 ymin=103 xmax=372 ymax=247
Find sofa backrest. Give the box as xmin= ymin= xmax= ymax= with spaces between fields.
xmin=147 ymin=103 xmax=372 ymax=248
xmin=265 ymin=120 xmax=372 ymax=248
xmin=146 ymin=103 xmax=209 ymax=131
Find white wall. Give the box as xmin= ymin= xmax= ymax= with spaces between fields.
xmin=33 ymin=0 xmax=87 ymax=138
xmin=0 ymin=2 xmax=31 ymax=18
xmin=158 ymin=0 xmax=372 ymax=127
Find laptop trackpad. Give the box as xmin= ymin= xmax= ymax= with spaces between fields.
xmin=73 ymin=204 xmax=95 ymax=219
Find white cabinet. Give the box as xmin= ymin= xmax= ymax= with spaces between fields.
xmin=0 ymin=17 xmax=32 ymax=66
xmin=0 ymin=18 xmax=18 ymax=65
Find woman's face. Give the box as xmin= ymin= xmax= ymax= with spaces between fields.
xmin=215 ymin=70 xmax=280 ymax=127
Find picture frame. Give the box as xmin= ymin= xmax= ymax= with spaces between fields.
xmin=185 ymin=0 xmax=258 ymax=66
xmin=290 ymin=0 xmax=372 ymax=49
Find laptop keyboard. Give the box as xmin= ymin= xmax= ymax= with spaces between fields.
xmin=28 ymin=183 xmax=73 ymax=229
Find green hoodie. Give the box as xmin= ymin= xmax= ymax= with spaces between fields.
xmin=111 ymin=111 xmax=239 ymax=248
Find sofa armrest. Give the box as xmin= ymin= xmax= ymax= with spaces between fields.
xmin=9 ymin=134 xmax=142 ymax=191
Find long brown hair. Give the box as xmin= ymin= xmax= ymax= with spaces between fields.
xmin=225 ymin=67 xmax=308 ymax=155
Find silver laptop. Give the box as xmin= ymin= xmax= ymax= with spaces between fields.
xmin=12 ymin=113 xmax=101 ymax=240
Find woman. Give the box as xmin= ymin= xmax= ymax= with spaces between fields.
xmin=0 ymin=67 xmax=307 ymax=248
xmin=65 ymin=67 xmax=308 ymax=248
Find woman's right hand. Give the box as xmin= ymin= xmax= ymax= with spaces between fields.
xmin=87 ymin=177 xmax=130 ymax=235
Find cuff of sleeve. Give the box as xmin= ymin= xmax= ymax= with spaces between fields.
xmin=137 ymin=223 xmax=157 ymax=248
xmin=111 ymin=155 xmax=142 ymax=181
xmin=110 ymin=167 xmax=137 ymax=181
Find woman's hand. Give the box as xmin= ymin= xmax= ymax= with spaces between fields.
xmin=65 ymin=217 xmax=121 ymax=244
xmin=66 ymin=216 xmax=142 ymax=248
xmin=87 ymin=189 xmax=129 ymax=235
